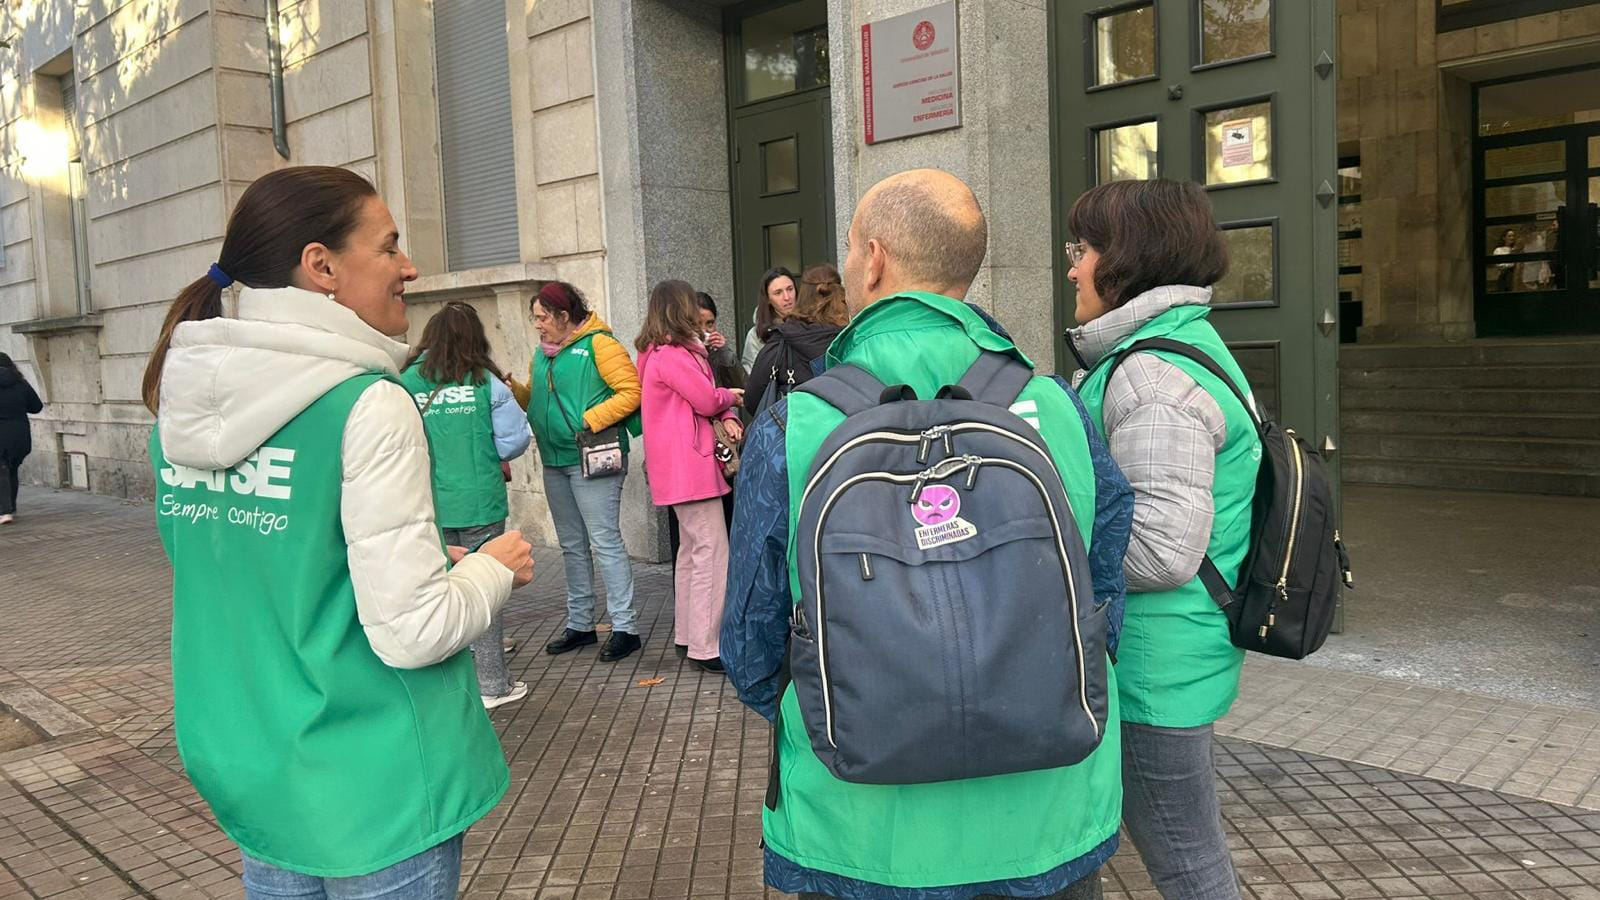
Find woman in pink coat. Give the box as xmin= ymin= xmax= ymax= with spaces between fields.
xmin=636 ymin=280 xmax=745 ymax=672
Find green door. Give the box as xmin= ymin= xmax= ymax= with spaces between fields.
xmin=1050 ymin=0 xmax=1339 ymax=449
xmin=726 ymin=0 xmax=836 ymax=353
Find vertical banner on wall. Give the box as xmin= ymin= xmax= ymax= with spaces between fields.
xmin=860 ymin=1 xmax=961 ymax=145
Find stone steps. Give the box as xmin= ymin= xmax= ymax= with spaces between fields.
xmin=1342 ymin=410 xmax=1600 ymax=440
xmin=1339 ymin=338 xmax=1600 ymax=497
xmin=1341 ymin=364 xmax=1600 ymax=390
xmin=1341 ymin=457 xmax=1600 ymax=497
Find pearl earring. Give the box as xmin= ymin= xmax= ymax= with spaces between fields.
xmin=327 ymin=292 xmax=336 ymax=301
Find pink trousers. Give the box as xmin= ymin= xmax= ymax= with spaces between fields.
xmin=673 ymin=497 xmax=729 ymax=661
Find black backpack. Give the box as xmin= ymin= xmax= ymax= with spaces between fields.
xmin=1105 ymin=338 xmax=1353 ymax=660
xmin=753 ymin=332 xmax=818 ymax=415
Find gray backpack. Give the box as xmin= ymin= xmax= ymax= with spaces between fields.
xmin=787 ymin=352 xmax=1109 ymax=786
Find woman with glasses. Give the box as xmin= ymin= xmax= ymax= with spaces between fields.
xmin=1065 ymin=180 xmax=1261 ymax=900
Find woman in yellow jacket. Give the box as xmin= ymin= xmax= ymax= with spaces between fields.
xmin=517 ymin=281 xmax=645 ymax=662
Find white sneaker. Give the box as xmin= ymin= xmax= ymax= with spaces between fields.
xmin=0 ymin=515 xmax=13 ymax=525
xmin=482 ymin=681 xmax=529 ymax=710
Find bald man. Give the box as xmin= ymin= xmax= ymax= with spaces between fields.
xmin=723 ymin=169 xmax=1134 ymax=900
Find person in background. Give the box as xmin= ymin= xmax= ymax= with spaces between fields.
xmin=1493 ymin=229 xmax=1520 ymax=293
xmin=525 ymin=281 xmax=644 ymax=662
xmin=0 ymin=352 xmax=42 ymax=525
xmin=637 ymin=280 xmax=744 ymax=673
xmin=142 ymin=165 xmax=533 ymax=899
xmin=401 ymin=301 xmax=534 ymax=709
xmin=743 ymin=262 xmax=847 ymax=416
xmin=1066 ymin=179 xmax=1262 ymax=900
xmin=741 ymin=267 xmax=796 ymax=374
xmin=697 ymin=291 xmax=746 ymax=394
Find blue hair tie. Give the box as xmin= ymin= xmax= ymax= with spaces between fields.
xmin=207 ymin=263 xmax=234 ymax=288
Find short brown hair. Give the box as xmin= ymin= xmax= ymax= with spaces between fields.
xmin=1065 ymin=179 xmax=1228 ymax=309
xmin=635 ymin=280 xmax=702 ymax=353
xmin=794 ymin=263 xmax=847 ymax=326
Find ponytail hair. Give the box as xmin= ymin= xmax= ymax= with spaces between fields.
xmin=794 ymin=263 xmax=846 ymax=327
xmin=141 ymin=277 xmax=225 ymax=413
xmin=141 ymin=166 xmax=378 ymax=412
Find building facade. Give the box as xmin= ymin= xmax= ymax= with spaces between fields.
xmin=1 ymin=0 xmax=1595 ymax=557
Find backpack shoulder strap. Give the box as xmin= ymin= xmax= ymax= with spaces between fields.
xmin=796 ymin=364 xmax=889 ymax=416
xmin=951 ymin=351 xmax=1033 ymax=407
xmin=1106 ymin=337 xmax=1262 ymax=429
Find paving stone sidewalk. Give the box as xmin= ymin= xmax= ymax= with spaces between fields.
xmin=2 ymin=488 xmax=1598 ymax=900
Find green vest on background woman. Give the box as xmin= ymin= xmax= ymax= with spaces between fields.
xmin=400 ymin=361 xmax=508 ymax=528
xmin=151 ymin=373 xmax=508 ymax=877
xmin=1077 ymin=304 xmax=1261 ymax=727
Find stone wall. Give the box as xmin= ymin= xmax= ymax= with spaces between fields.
xmin=2 ymin=3 xmax=233 ymax=499
xmin=593 ymin=0 xmax=737 ymax=559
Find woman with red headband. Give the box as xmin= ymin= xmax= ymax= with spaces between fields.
xmin=524 ymin=281 xmax=644 ymax=662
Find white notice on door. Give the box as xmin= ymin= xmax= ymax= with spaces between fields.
xmin=1221 ymin=120 xmax=1254 ymax=167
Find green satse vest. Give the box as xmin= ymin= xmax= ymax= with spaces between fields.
xmin=150 ymin=374 xmax=508 ymax=877
xmin=768 ymin=292 xmax=1123 ymax=888
xmin=528 ymin=332 xmax=627 ymax=469
xmin=399 ymin=363 xmax=508 ymax=529
xmin=1077 ymin=305 xmax=1260 ymax=728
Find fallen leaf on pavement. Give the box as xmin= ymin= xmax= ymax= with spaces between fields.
xmin=637 ymin=677 xmax=665 ymax=687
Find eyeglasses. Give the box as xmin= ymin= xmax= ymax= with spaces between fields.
xmin=1064 ymin=241 xmax=1090 ymax=267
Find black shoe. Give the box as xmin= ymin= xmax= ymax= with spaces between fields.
xmin=687 ymin=656 xmax=724 ymax=673
xmin=599 ymin=631 xmax=641 ymax=662
xmin=545 ymin=629 xmax=597 ymax=655
xmin=675 ymin=643 xmax=688 ymax=658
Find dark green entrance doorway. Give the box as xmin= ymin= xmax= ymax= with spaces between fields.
xmin=1474 ymin=66 xmax=1600 ymax=337
xmin=1048 ymin=0 xmax=1339 ymax=448
xmin=724 ymin=0 xmax=836 ymax=356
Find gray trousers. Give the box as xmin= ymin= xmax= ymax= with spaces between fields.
xmin=799 ymin=870 xmax=1101 ymax=900
xmin=1121 ymin=723 xmax=1242 ymax=900
xmin=441 ymin=521 xmax=510 ymax=698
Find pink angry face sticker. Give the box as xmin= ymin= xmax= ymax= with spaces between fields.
xmin=913 ymin=485 xmax=961 ymax=527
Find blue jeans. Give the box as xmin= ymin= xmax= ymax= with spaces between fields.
xmin=240 ymin=834 xmax=462 ymax=899
xmin=798 ymin=870 xmax=1101 ymax=899
xmin=441 ymin=522 xmax=510 ymax=697
xmin=1121 ymin=723 xmax=1241 ymax=900
xmin=542 ymin=465 xmax=638 ymax=634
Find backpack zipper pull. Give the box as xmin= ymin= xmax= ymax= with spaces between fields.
xmin=964 ymin=456 xmax=981 ymax=490
xmin=1334 ymin=530 xmax=1355 ymax=588
xmin=1260 ymin=578 xmax=1288 ymax=639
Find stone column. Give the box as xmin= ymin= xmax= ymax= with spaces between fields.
xmin=827 ymin=0 xmax=1058 ymax=370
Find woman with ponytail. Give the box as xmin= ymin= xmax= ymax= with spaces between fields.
xmin=144 ymin=165 xmax=534 ymax=898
